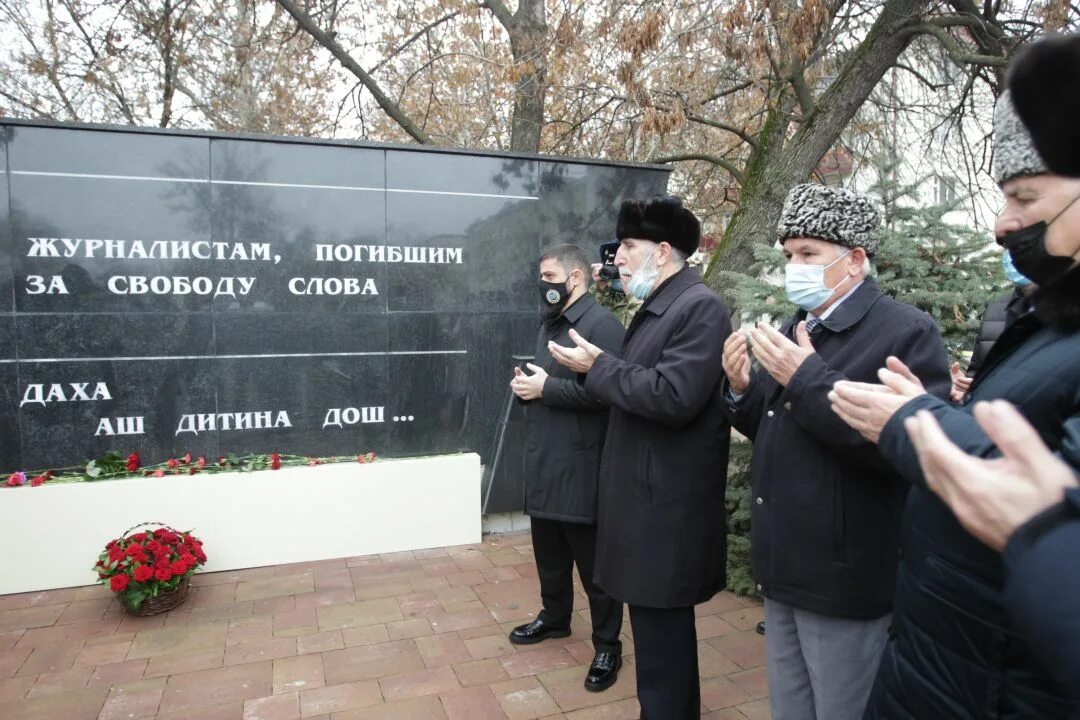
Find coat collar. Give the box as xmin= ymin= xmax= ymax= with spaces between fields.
xmin=784 ymin=277 xmax=883 ymax=334
xmin=639 ymin=266 xmax=703 ymax=316
xmin=561 ymin=291 xmax=596 ymax=324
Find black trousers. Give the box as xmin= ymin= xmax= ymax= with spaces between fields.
xmin=530 ymin=516 xmax=623 ymax=653
xmin=629 ymin=604 xmax=700 ymax=719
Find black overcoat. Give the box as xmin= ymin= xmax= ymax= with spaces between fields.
xmin=724 ymin=278 xmax=951 ymax=619
xmin=583 ymin=267 xmax=733 ymax=608
xmin=522 ymin=293 xmax=625 ymax=524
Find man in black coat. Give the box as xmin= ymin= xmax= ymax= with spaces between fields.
xmin=721 ymin=183 xmax=950 ymax=720
xmin=508 ymin=243 xmax=626 ymax=692
xmin=548 ymin=196 xmax=732 ymax=719
xmin=828 ymin=85 xmax=1080 ymax=718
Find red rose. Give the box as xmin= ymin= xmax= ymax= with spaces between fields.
xmin=181 ymin=453 xmax=192 ymax=465
xmin=189 ymin=466 xmax=198 ymax=475
xmin=166 ymin=458 xmax=179 ymax=469
xmin=270 ymin=453 xmax=281 ymax=470
xmin=155 ymin=567 xmax=173 ymax=582
xmin=170 ymin=560 xmax=188 ymax=575
xmin=110 ymin=575 xmax=129 ymax=592
xmin=30 ymin=475 xmax=45 ymax=487
xmin=126 ymin=452 xmax=140 ymax=472
xmin=153 ymin=469 xmax=165 ymax=478
xmin=133 ymin=565 xmax=154 ymax=583
xmin=197 ymin=457 xmax=207 ymax=469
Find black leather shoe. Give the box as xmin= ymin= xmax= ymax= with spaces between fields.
xmin=508 ymin=618 xmax=571 ymax=645
xmin=584 ymin=650 xmax=621 ymax=692
xmin=756 ymin=621 xmax=766 ymax=636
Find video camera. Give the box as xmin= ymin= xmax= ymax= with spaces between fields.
xmin=598 ymin=241 xmax=621 ymax=282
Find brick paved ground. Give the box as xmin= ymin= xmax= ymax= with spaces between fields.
xmin=0 ymin=532 xmax=767 ymax=719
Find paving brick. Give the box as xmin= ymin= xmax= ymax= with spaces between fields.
xmin=158 ymin=660 xmax=272 ymax=713
xmin=695 ymin=593 xmax=747 ymax=617
xmin=296 ymin=631 xmax=344 ymax=655
xmin=191 ymin=583 xmax=239 ymax=609
xmin=537 ymin=663 xmax=636 ymax=712
xmin=696 ymin=614 xmax=737 ymax=640
xmin=465 ymin=633 xmax=516 ymax=661
xmin=0 ymin=686 xmax=108 ymax=720
xmin=413 ymin=633 xmax=472 ymax=669
xmin=700 ymin=675 xmax=753 ymax=710
xmin=353 ymin=581 xmax=414 ymax=602
xmin=87 ymin=658 xmax=149 ymax=686
xmin=562 ymin=697 xmax=642 ymax=719
xmin=312 ymin=568 xmax=354 ymax=591
xmin=428 ymin=608 xmax=496 ymax=634
xmin=273 ymin=654 xmax=325 ymax=695
xmin=452 ymin=658 xmax=510 ymax=687
xmin=55 ymin=599 xmax=112 ymax=625
xmin=144 ymin=649 xmax=225 ymax=678
xmin=409 ymin=576 xmax=451 ymax=592
xmin=379 ymin=665 xmax=460 ymax=701
xmin=500 ymin=645 xmax=578 ymax=679
xmin=26 ymin=667 xmax=93 ymax=697
xmin=243 ymin=691 xmax=300 ymax=720
xmin=72 ymin=638 xmax=131 ymax=667
xmin=698 ymin=641 xmax=741 ymax=679
xmin=735 ymin=698 xmax=772 ymax=719
xmin=341 ymin=625 xmax=390 ymax=648
xmin=293 ymin=589 xmax=357 ymax=610
xmin=729 ymin=665 xmax=769 ymax=699
xmin=0 ymin=645 xmax=32 ymax=677
xmin=316 ymin=598 xmax=403 ymax=631
xmin=397 ymin=592 xmax=443 ymax=620
xmin=236 ymin=574 xmax=315 ymax=603
xmin=321 ymin=640 xmax=425 ymax=686
xmin=225 ymin=637 xmax=297 ymax=666
xmin=446 ymin=571 xmax=487 ymax=588
xmin=128 ymin=622 xmax=228 ymax=659
xmin=388 ymin=618 xmax=434 ymax=640
xmin=156 ymin=699 xmax=244 ymax=720
xmin=0 ymin=675 xmax=35 ymax=703
xmin=491 ymin=676 xmax=562 ymax=720
xmin=16 ymin=640 xmax=83 ymax=676
xmin=336 ymin=694 xmax=447 ymax=720
xmin=720 ymin=606 xmax=765 ymax=632
xmin=97 ymin=681 xmax=164 ymax=720
xmin=706 ymin=630 xmax=766 ymax=670
xmin=440 ymin=685 xmax=509 ymax=719
xmin=297 ymin=679 xmax=381 ymax=716
xmin=0 ymin=605 xmax=66 ymax=634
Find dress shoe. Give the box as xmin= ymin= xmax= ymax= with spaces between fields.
xmin=756 ymin=621 xmax=766 ymax=635
xmin=584 ymin=650 xmax=622 ymax=692
xmin=508 ymin=618 xmax=571 ymax=645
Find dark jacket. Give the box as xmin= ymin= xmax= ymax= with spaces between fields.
xmin=967 ymin=287 xmax=1028 ymax=377
xmin=583 ymin=267 xmax=732 ymax=608
xmin=725 ymin=278 xmax=950 ymax=619
xmin=868 ymin=266 xmax=1080 ymax=719
xmin=1003 ymin=487 xmax=1080 ymax=716
xmin=521 ymin=294 xmax=624 ymax=524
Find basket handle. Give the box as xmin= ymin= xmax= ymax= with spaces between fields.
xmin=120 ymin=522 xmax=176 ymax=539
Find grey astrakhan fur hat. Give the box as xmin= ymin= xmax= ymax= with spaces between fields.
xmin=777 ymin=184 xmax=881 ymax=255
xmin=993 ymin=89 xmax=1049 ymax=185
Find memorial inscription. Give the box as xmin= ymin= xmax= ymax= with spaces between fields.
xmin=0 ymin=120 xmax=668 ymax=511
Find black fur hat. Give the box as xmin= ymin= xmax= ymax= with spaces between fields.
xmin=615 ymin=196 xmax=701 ymax=257
xmin=1007 ymin=33 xmax=1080 ymax=178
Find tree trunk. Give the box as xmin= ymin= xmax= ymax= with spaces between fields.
xmin=704 ymin=0 xmax=932 ymax=318
xmin=506 ymin=0 xmax=547 ymax=152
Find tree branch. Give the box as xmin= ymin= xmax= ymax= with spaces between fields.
xmin=480 ymin=0 xmax=515 ymax=32
xmin=273 ymin=0 xmax=433 ymax=144
xmin=686 ymin=114 xmax=759 ymax=150
xmin=368 ymin=10 xmax=463 ymax=75
xmin=903 ymin=23 xmax=1008 ymax=66
xmin=649 ymin=153 xmax=744 ymax=184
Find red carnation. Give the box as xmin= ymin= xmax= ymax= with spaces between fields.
xmin=170 ymin=560 xmax=188 ymax=576
xmin=155 ymin=567 xmax=173 ymax=582
xmin=145 ymin=540 xmax=161 ymax=553
xmin=189 ymin=466 xmax=198 ymax=475
xmin=153 ymin=469 xmax=165 ymax=478
xmin=126 ymin=452 xmax=140 ymax=472
xmin=307 ymin=458 xmax=319 ymax=466
xmin=125 ymin=544 xmax=142 ymax=557
xmin=181 ymin=453 xmax=192 ymax=465
xmin=108 ymin=547 xmax=125 ymax=562
xmin=194 ymin=548 xmax=207 ymax=563
xmin=30 ymin=475 xmax=46 ymax=487
xmin=197 ymin=457 xmax=207 ymax=469
xmin=270 ymin=453 xmax=281 ymax=470
xmin=131 ymin=532 xmax=147 ymax=543
xmin=110 ymin=575 xmax=129 ymax=592
xmin=180 ymin=552 xmax=197 ymax=568
xmin=133 ymin=565 xmax=153 ymax=583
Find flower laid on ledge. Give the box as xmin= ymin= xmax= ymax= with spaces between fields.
xmin=95 ymin=524 xmax=207 ymax=612
xmin=2 ymin=450 xmax=378 ymax=489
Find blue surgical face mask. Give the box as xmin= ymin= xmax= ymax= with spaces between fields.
xmin=783 ymin=250 xmax=851 ymax=312
xmin=626 ymin=248 xmax=660 ymax=300
xmin=1002 ymin=249 xmax=1034 ymax=287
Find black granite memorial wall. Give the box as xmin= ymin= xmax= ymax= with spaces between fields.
xmin=0 ymin=120 xmax=669 ymax=511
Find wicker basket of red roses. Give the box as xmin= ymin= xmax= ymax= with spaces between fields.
xmin=94 ymin=522 xmax=207 ymax=615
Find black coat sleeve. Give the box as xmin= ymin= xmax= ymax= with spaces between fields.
xmin=1003 ymin=488 xmax=1080 ymax=712
xmin=584 ymin=295 xmax=731 ymax=427
xmin=782 ymin=315 xmax=950 ymax=470
xmin=720 ymin=368 xmax=768 ymax=441
xmin=541 ymin=312 xmax=624 ymax=412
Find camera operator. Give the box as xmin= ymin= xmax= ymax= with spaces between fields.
xmin=589 ymin=240 xmax=641 ymax=327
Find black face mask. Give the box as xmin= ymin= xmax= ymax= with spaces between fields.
xmin=539 ymin=279 xmax=571 ymax=319
xmin=998 ymin=193 xmax=1080 ymax=287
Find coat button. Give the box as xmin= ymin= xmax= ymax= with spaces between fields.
xmin=767 ymin=410 xmax=775 ymax=418
xmin=755 ymin=497 xmax=763 ymax=505
xmin=783 ymin=402 xmax=792 ymax=411
xmin=756 ymin=583 xmax=763 ymax=592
